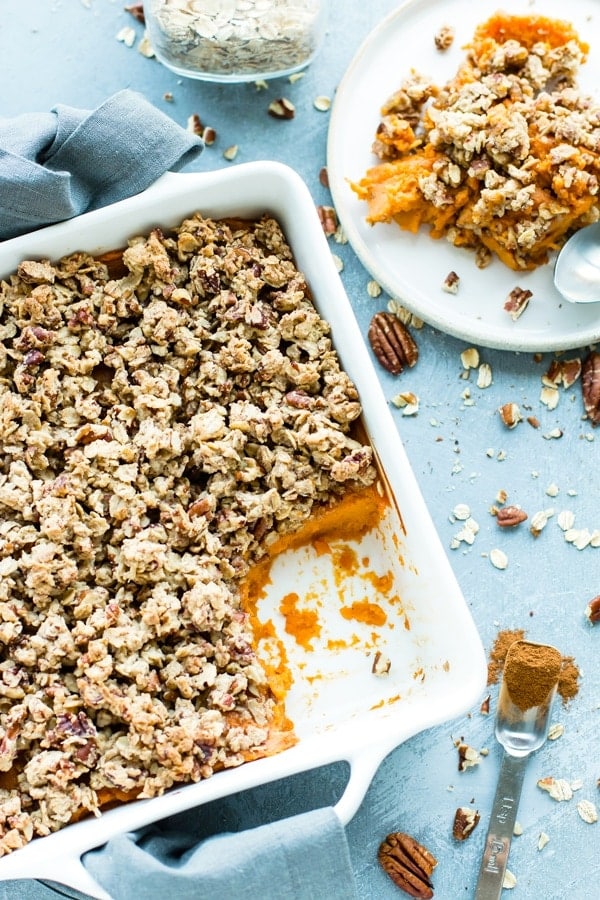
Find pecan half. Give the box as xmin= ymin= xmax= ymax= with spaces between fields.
xmin=368 ymin=312 xmax=419 ymax=375
xmin=495 ymin=505 xmax=528 ymax=527
xmin=581 ymin=351 xmax=600 ymax=425
xmin=378 ymin=832 xmax=437 ymax=898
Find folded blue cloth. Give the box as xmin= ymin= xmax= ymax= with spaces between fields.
xmin=0 ymin=89 xmax=203 ymax=240
xmin=0 ymin=807 xmax=358 ymax=900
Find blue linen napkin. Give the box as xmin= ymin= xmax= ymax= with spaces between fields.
xmin=0 ymin=807 xmax=358 ymax=900
xmin=0 ymin=89 xmax=203 ymax=240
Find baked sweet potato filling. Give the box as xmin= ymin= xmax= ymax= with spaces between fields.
xmin=352 ymin=14 xmax=600 ymax=271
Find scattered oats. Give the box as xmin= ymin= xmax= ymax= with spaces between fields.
xmin=490 ymin=548 xmax=508 ymax=569
xmin=313 ymin=95 xmax=331 ymax=111
xmin=485 ymin=448 xmax=495 ymax=458
xmin=331 ymin=254 xmax=343 ymax=272
xmin=452 ymin=460 xmax=463 ymax=474
xmin=538 ymin=831 xmax=550 ymax=851
xmin=460 ymin=348 xmax=479 ymax=369
xmin=391 ymin=392 xmax=420 ymax=415
xmin=461 ymin=387 xmax=471 ymax=400
xmin=496 ymin=489 xmax=508 ymax=504
xmin=577 ymin=799 xmax=598 ymax=823
xmin=537 ymin=776 xmax=573 ymax=801
xmin=531 ymin=470 xmax=539 ymax=478
xmin=387 ymin=298 xmax=409 ymax=321
xmin=163 ymin=91 xmax=174 ymax=102
xmin=333 ymin=224 xmax=348 ymax=245
xmin=255 ymin=79 xmax=269 ymax=90
xmin=557 ymin=510 xmax=575 ymax=531
xmin=138 ymin=31 xmax=155 ymax=57
xmin=547 ymin=723 xmax=564 ymax=741
xmin=540 ymin=385 xmax=559 ymax=409
xmin=288 ymin=72 xmax=305 ymax=83
xmin=570 ymin=779 xmax=584 ymax=792
xmin=479 ymin=747 xmax=489 ymax=756
xmin=410 ymin=314 xmax=424 ymax=329
xmin=513 ymin=822 xmax=523 ymax=836
xmin=502 ymin=869 xmax=517 ymax=890
xmin=367 ymin=279 xmax=382 ymax=298
xmin=566 ymin=489 xmax=578 ymax=496
xmin=463 ymin=396 xmax=475 ymax=407
xmin=477 ymin=363 xmax=493 ymax=389
xmin=572 ymin=529 xmax=592 ymax=550
xmin=116 ymin=25 xmax=136 ymax=47
xmin=429 ymin=418 xmax=441 ymax=427
xmin=496 ymin=450 xmax=507 ymax=461
xmin=543 ymin=427 xmax=563 ymax=439
xmin=590 ymin=530 xmax=600 ymax=548
xmin=584 ymin=432 xmax=595 ymax=441
xmin=450 ymin=537 xmax=461 ymax=550
xmin=223 ymin=145 xmax=239 ymax=161
xmin=545 ymin=483 xmax=559 ymax=497
xmin=455 ymin=517 xmax=480 ymax=545
xmin=452 ymin=503 xmax=471 ymax=521
xmin=530 ymin=508 xmax=554 ymax=536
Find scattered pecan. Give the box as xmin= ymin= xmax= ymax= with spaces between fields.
xmin=457 ymin=742 xmax=481 ymax=771
xmin=498 ymin=402 xmax=522 ymax=428
xmin=125 ymin=3 xmax=145 ymax=23
xmin=442 ymin=270 xmax=460 ymax=293
xmin=316 ymin=205 xmax=338 ymax=236
xmin=504 ymin=287 xmax=532 ymax=320
xmin=495 ymin=506 xmax=528 ymax=527
xmin=378 ymin=832 xmax=437 ymax=899
xmin=452 ymin=806 xmax=480 ymax=841
xmin=268 ymin=97 xmax=295 ymax=119
xmin=368 ymin=312 xmax=419 ymax=375
xmin=581 ymin=351 xmax=600 ymax=425
xmin=585 ymin=595 xmax=600 ymax=624
xmin=319 ymin=166 xmax=330 ymax=188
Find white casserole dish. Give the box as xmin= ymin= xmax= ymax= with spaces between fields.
xmin=0 ymin=162 xmax=487 ymax=898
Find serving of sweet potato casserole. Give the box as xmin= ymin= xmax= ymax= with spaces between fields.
xmin=352 ymin=13 xmax=600 ymax=271
xmin=0 ymin=212 xmax=377 ymax=854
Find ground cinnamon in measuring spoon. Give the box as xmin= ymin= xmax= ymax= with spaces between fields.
xmin=503 ymin=641 xmax=562 ymax=711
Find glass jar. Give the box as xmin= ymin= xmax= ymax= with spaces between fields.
xmin=145 ymin=0 xmax=328 ymax=83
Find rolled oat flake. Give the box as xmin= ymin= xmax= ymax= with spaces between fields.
xmin=145 ymin=0 xmax=327 ymax=81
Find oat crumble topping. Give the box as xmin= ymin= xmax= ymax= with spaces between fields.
xmin=0 ymin=213 xmax=375 ymax=854
xmin=352 ymin=14 xmax=600 ymax=271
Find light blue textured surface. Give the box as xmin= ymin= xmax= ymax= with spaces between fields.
xmin=0 ymin=2 xmax=598 ymax=898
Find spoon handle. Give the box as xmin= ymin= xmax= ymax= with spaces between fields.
xmin=474 ymin=751 xmax=527 ymax=899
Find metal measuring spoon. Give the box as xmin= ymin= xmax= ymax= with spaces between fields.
xmin=474 ymin=640 xmax=562 ymax=899
xmin=553 ymin=221 xmax=600 ymax=303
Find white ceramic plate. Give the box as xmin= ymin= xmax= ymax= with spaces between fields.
xmin=327 ymin=0 xmax=600 ymax=351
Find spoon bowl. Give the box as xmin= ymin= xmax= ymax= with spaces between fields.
xmin=554 ymin=221 xmax=600 ymax=304
xmin=474 ymin=640 xmax=562 ymax=899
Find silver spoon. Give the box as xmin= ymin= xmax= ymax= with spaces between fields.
xmin=474 ymin=640 xmax=562 ymax=899
xmin=553 ymin=221 xmax=600 ymax=303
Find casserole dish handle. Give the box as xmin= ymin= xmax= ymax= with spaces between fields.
xmin=0 ymin=746 xmax=384 ymax=898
